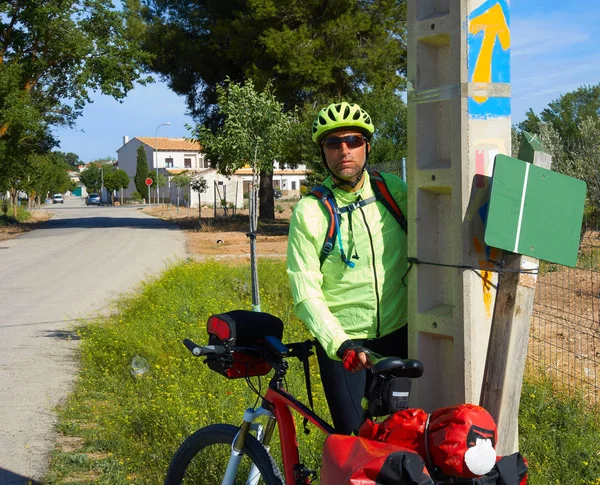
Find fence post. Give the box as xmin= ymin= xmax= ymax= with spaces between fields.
xmin=480 ymin=137 xmax=552 ymax=455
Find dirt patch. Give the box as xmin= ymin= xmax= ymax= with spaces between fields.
xmin=0 ymin=210 xmax=52 ymax=241
xmin=62 ymin=471 xmax=100 ymax=483
xmin=57 ymin=436 xmax=85 ymax=453
xmin=142 ymin=203 xmax=295 ymax=260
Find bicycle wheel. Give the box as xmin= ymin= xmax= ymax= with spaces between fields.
xmin=165 ymin=423 xmax=283 ymax=485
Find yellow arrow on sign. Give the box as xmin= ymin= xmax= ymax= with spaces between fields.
xmin=469 ymin=3 xmax=510 ymax=103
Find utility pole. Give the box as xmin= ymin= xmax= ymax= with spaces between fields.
xmin=154 ymin=122 xmax=171 ymax=205
xmin=407 ymin=0 xmax=511 ymax=411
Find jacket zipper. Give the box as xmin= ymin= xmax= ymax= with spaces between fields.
xmin=358 ymin=204 xmax=381 ymax=338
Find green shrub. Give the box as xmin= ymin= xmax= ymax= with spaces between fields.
xmin=130 ymin=191 xmax=143 ymax=201
xmin=275 ymin=204 xmax=284 ymax=214
xmin=519 ymin=372 xmax=600 ymax=484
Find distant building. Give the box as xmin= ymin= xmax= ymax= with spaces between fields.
xmin=116 ymin=136 xmax=309 ymax=206
xmin=234 ymin=163 xmax=310 ymax=198
xmin=116 ymin=136 xmax=244 ymax=207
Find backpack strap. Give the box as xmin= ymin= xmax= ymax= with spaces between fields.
xmin=308 ymin=186 xmax=355 ymax=269
xmin=368 ymin=170 xmax=408 ymax=233
xmin=309 ymin=186 xmax=338 ymax=266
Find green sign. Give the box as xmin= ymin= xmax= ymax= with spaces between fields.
xmin=485 ymin=155 xmax=586 ymax=267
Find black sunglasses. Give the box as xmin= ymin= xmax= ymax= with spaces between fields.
xmin=321 ymin=134 xmax=367 ymax=151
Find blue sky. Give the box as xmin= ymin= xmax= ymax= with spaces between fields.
xmin=54 ymin=0 xmax=600 ymax=162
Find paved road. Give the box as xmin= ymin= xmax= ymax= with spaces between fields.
xmin=0 ymin=198 xmax=187 ymax=484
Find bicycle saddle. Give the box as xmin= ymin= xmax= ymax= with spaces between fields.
xmin=371 ymin=357 xmax=424 ymax=378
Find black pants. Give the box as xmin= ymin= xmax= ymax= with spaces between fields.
xmin=315 ymin=325 xmax=408 ymax=435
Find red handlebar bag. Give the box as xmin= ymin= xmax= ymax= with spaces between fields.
xmin=321 ymin=435 xmax=433 ymax=485
xmin=206 ymin=310 xmax=284 ymax=379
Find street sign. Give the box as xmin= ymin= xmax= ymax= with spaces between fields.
xmin=485 ymin=155 xmax=587 ymax=267
xmin=145 ymin=177 xmax=153 ymax=186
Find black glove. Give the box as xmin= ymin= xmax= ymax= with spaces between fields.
xmin=337 ymin=340 xmax=369 ymax=372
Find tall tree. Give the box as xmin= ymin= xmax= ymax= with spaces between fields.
xmin=0 ymin=1 xmax=152 ymax=199
xmin=517 ymin=84 xmax=600 ymax=144
xmin=140 ymin=0 xmax=406 ymax=117
xmin=134 ymin=146 xmax=150 ymax=198
xmin=190 ymin=78 xmax=294 ymax=220
xmin=53 ymin=151 xmax=82 ymax=169
xmin=79 ymin=164 xmax=103 ymax=193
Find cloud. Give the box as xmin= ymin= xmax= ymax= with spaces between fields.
xmin=510 ymin=5 xmax=600 ymax=121
xmin=512 ymin=18 xmax=590 ymax=57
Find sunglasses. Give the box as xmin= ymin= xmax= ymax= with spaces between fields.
xmin=321 ymin=134 xmax=367 ymax=151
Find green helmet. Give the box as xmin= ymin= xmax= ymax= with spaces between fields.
xmin=312 ymin=102 xmax=374 ymax=144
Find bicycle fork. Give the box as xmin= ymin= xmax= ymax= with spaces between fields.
xmin=222 ymin=407 xmax=277 ymax=485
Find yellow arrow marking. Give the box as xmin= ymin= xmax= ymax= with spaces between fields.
xmin=469 ymin=3 xmax=510 ymax=103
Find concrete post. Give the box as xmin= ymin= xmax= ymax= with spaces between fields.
xmin=407 ymin=0 xmax=511 ymax=411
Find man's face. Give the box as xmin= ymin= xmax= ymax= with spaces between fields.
xmin=321 ymin=129 xmax=369 ymax=183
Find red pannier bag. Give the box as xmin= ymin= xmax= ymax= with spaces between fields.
xmin=358 ymin=404 xmax=528 ymax=484
xmin=321 ymin=435 xmax=434 ymax=485
xmin=205 ymin=310 xmax=283 ymax=379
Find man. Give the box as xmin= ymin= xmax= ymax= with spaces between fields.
xmin=286 ymin=102 xmax=408 ymax=434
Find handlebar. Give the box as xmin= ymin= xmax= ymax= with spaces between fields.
xmin=183 ymin=339 xmax=226 ymax=356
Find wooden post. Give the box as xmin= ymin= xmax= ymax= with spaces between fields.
xmin=480 ymin=136 xmax=552 ymax=455
xmin=479 ymin=253 xmax=539 ymax=454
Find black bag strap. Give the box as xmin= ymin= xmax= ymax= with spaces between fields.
xmin=368 ymin=169 xmax=408 ymax=233
xmin=287 ymin=340 xmax=315 ymax=435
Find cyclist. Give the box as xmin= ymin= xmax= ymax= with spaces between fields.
xmin=286 ymin=102 xmax=408 ymax=435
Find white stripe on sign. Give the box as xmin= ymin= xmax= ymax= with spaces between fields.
xmin=392 ymin=392 xmax=410 ymax=397
xmin=514 ymin=162 xmax=531 ymax=253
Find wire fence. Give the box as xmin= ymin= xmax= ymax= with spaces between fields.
xmin=528 ymin=216 xmax=600 ymax=405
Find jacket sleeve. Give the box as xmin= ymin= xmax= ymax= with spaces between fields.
xmin=286 ymin=201 xmax=351 ymax=359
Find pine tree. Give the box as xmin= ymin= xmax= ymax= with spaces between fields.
xmin=134 ymin=146 xmax=149 ymax=197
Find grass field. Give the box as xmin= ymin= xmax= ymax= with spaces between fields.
xmin=44 ymin=259 xmax=600 ymax=484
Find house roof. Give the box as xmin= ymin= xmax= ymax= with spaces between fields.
xmin=137 ymin=137 xmax=202 ymax=151
xmin=234 ymin=168 xmax=310 ymax=176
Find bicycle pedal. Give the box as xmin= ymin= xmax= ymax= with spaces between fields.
xmin=293 ymin=464 xmax=316 ymax=484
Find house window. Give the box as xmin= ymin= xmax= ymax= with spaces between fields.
xmin=166 ymin=158 xmax=174 ymax=168
xmin=201 ymin=155 xmax=209 ymax=168
xmin=184 ymin=158 xmax=192 ymax=168
xmin=291 ymin=181 xmax=297 ymax=190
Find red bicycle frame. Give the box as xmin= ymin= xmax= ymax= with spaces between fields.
xmin=265 ymin=386 xmax=335 ymax=484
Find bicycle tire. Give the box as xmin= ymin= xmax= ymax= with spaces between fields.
xmin=164 ymin=423 xmax=283 ymax=485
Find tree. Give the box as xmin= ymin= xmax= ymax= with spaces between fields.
xmin=358 ymin=87 xmax=408 ymax=170
xmin=54 ymin=152 xmax=82 ymax=169
xmin=140 ymin=0 xmax=406 ymax=116
xmin=0 ymin=2 xmax=151 ymax=136
xmin=134 ymin=146 xmax=150 ymax=199
xmin=172 ymin=172 xmax=191 ymax=211
xmin=517 ymin=84 xmax=600 ymax=144
xmin=538 ymin=118 xmax=600 ymax=209
xmin=190 ymin=176 xmax=209 ymax=220
xmin=25 ymin=152 xmax=72 ymax=207
xmin=190 ymin=78 xmax=294 ymax=220
xmin=0 ymin=2 xmax=151 ymax=210
xmin=79 ymin=163 xmax=104 ymax=193
xmin=113 ymin=169 xmax=132 ymax=206
xmin=104 ymin=168 xmax=130 ymax=204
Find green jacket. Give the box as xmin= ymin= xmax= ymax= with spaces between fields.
xmin=286 ymin=171 xmax=408 ymax=359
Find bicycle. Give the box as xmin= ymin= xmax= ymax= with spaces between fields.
xmin=164 ymin=310 xmax=424 ymax=485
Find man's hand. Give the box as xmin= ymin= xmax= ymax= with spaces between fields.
xmin=337 ymin=340 xmax=372 ymax=372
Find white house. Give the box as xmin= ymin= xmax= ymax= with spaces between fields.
xmin=116 ymin=136 xmax=244 ymax=207
xmin=234 ymin=163 xmax=310 ymax=198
